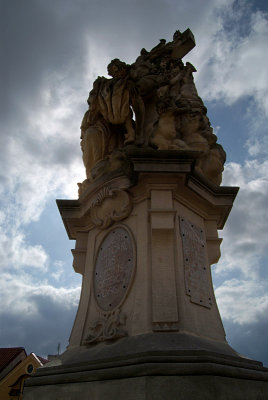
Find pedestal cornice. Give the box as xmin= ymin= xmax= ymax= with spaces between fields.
xmin=57 ymin=150 xmax=239 ymax=240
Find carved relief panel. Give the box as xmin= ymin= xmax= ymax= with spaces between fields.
xmin=179 ymin=216 xmax=212 ymax=308
xmin=93 ymin=226 xmax=136 ymax=311
xmin=84 ymin=225 xmax=136 ymax=344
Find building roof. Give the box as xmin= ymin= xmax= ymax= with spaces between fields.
xmin=36 ymin=355 xmax=49 ymax=365
xmin=0 ymin=347 xmax=26 ymax=373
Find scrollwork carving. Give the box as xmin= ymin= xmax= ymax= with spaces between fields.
xmin=90 ymin=187 xmax=132 ymax=229
xmin=83 ymin=308 xmax=127 ymax=344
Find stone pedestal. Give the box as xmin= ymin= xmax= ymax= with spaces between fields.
xmin=23 ymin=150 xmax=268 ymax=399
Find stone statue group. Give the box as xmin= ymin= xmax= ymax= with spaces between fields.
xmin=80 ymin=29 xmax=225 ymax=191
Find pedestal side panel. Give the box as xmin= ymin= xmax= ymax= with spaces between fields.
xmin=150 ymin=189 xmax=179 ymax=331
xmin=174 ymin=199 xmax=226 ymax=341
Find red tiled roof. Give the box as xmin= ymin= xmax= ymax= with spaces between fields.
xmin=0 ymin=347 xmax=26 ymax=372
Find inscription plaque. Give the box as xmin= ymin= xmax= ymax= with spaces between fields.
xmin=179 ymin=216 xmax=212 ymax=308
xmin=94 ymin=226 xmax=135 ymax=311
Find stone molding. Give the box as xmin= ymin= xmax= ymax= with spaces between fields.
xmin=57 ymin=155 xmax=239 ymax=240
xmin=57 ymin=176 xmax=133 ymax=238
xmin=25 ymin=332 xmax=268 ymax=387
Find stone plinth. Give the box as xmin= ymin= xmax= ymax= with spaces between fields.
xmin=23 ymin=150 xmax=268 ymax=399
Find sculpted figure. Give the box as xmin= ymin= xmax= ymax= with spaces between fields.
xmin=80 ymin=107 xmax=124 ymax=180
xmin=93 ymin=59 xmax=138 ymax=145
xmin=195 ymin=143 xmax=226 ymax=186
xmin=180 ymin=110 xmax=209 ymax=153
xmin=80 ymin=28 xmax=226 ymax=189
xmin=81 ymin=59 xmax=146 ymax=179
xmin=106 ymin=59 xmax=145 ymax=145
xmin=150 ymin=101 xmax=188 ymax=150
xmin=176 ymin=62 xmax=204 ymax=110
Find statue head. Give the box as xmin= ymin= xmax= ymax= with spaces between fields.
xmin=159 ymin=58 xmax=168 ymax=70
xmin=107 ymin=58 xmax=130 ymax=78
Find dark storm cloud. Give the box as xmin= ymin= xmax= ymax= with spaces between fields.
xmin=18 ymin=123 xmax=82 ymax=168
xmin=1 ymin=0 xmax=167 ymax=110
xmin=224 ymin=317 xmax=268 ymax=367
xmin=1 ymin=0 xmax=187 ymax=171
xmin=2 ymin=0 xmax=266 ymax=126
xmin=0 ymin=296 xmax=77 ymax=357
xmin=2 ymin=1 xmax=82 ymax=115
xmin=1 ymin=0 xmax=215 ymax=116
xmin=1 ymin=1 xmax=88 ymax=172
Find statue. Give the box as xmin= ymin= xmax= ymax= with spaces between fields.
xmin=80 ymin=29 xmax=225 ymax=192
xmin=24 ymin=28 xmax=268 ymax=400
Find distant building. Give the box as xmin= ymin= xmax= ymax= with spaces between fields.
xmin=47 ymin=354 xmax=60 ymax=361
xmin=0 ymin=347 xmax=48 ymax=400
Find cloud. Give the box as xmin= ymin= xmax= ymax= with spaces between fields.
xmin=0 ymin=272 xmax=80 ymax=315
xmin=0 ymin=272 xmax=80 ymax=356
xmin=0 ymin=38 xmax=85 ymax=274
xmin=213 ymin=158 xmax=268 ymax=365
xmin=51 ymin=260 xmax=65 ymax=282
xmin=194 ymin=5 xmax=268 ymax=116
xmin=224 ymin=317 xmax=268 ymax=367
xmin=215 ymin=278 xmax=268 ymax=366
xmin=189 ymin=2 xmax=268 ymax=164
xmin=0 ymin=230 xmax=48 ymax=271
xmin=214 ymin=160 xmax=268 ymax=278
xmin=215 ymin=278 xmax=268 ymax=325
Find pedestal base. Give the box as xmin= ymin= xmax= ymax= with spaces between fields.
xmin=23 ymin=333 xmax=268 ymax=399
xmin=23 ymin=376 xmax=268 ymax=400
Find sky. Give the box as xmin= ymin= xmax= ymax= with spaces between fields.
xmin=0 ymin=0 xmax=267 ymax=365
